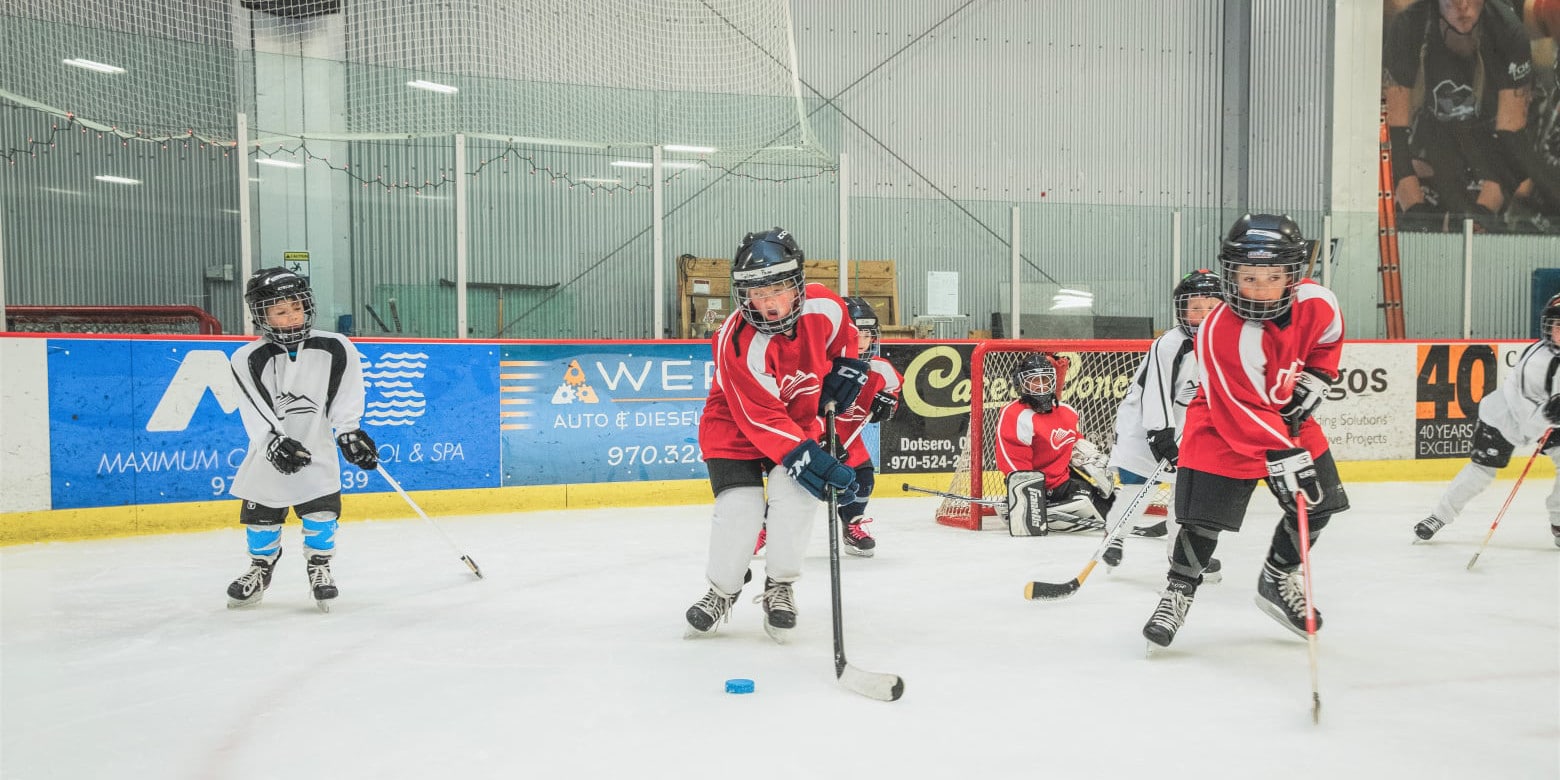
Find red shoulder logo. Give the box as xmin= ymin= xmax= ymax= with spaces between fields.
xmin=1049 ymin=428 xmax=1077 ymax=449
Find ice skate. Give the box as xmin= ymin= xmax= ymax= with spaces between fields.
xmin=1255 ymin=560 xmax=1321 ymax=637
xmin=756 ymin=577 xmax=797 ymax=644
xmin=843 ymin=517 xmax=876 ymax=558
xmin=684 ymin=569 xmax=751 ymax=638
xmin=1414 ymin=515 xmax=1446 ymax=542
xmin=1201 ymin=557 xmax=1223 ymax=585
xmin=1142 ymin=579 xmax=1195 ymax=648
xmin=1551 ymin=524 xmax=1560 ymax=548
xmin=1102 ymin=537 xmax=1125 ymax=568
xmin=306 ymin=554 xmax=338 ymax=613
xmin=226 ymin=553 xmax=279 ymax=608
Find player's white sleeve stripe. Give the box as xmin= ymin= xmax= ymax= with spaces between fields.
xmin=1016 ymin=409 xmax=1036 ymax=445
xmin=871 ymin=360 xmax=901 ymax=391
xmin=994 ymin=407 xmax=1032 ymax=469
xmin=722 ymin=331 xmax=801 ymax=446
xmin=803 ymin=295 xmax=847 ymax=348
xmin=1295 ymin=284 xmax=1344 ymax=344
xmin=1206 ymin=308 xmax=1292 ymax=448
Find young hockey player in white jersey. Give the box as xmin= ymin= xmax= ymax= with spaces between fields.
xmin=1101 ymin=270 xmax=1225 ymax=576
xmin=226 ymin=268 xmax=379 ymax=611
xmin=1416 ymin=293 xmax=1560 ymax=547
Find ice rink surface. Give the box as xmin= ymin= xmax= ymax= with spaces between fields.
xmin=3 ymin=481 xmax=1557 ymax=779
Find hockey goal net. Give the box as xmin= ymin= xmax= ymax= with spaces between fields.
xmin=5 ymin=305 xmax=223 ymax=335
xmin=936 ymin=339 xmax=1154 ymax=530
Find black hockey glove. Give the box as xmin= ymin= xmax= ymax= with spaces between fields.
xmin=1544 ymin=395 xmax=1560 ymax=427
xmin=1265 ymin=448 xmax=1323 ymax=512
xmin=820 ymin=356 xmax=871 ymax=412
xmin=336 ymin=429 xmax=379 ymax=470
xmin=867 ymin=391 xmax=898 ymax=423
xmin=266 ymin=436 xmax=312 ymax=475
xmin=1279 ymin=369 xmax=1331 ymax=436
xmin=782 ymin=440 xmax=858 ymax=502
xmin=1146 ymin=427 xmax=1179 ymax=467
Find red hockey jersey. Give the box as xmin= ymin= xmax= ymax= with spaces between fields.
xmin=994 ymin=400 xmax=1082 ymax=490
xmin=698 ymin=283 xmax=858 ymax=463
xmin=1180 ymin=280 xmax=1344 ymax=479
xmin=834 ymin=356 xmax=904 ymax=468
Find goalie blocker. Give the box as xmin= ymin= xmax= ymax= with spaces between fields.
xmin=1005 ymin=468 xmax=1115 ymax=537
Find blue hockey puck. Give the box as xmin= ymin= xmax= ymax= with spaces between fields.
xmin=724 ymin=678 xmax=755 ymax=694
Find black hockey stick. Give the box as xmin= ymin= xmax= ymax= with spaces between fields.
xmin=363 ymin=304 xmax=391 ymax=333
xmin=900 ymin=483 xmax=1005 ymax=507
xmin=1025 ymin=458 xmax=1172 ymax=600
xmin=826 ymin=404 xmax=904 ymax=702
xmin=388 ymin=298 xmax=404 ymax=333
xmin=378 ymin=464 xmax=483 ymax=578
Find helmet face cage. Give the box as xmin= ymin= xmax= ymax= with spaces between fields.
xmin=1173 ymin=270 xmax=1224 ymax=336
xmin=1218 ymin=214 xmax=1308 ymax=322
xmin=1543 ymin=294 xmax=1560 ymax=353
xmin=245 ymin=269 xmax=315 ymax=346
xmin=1012 ymin=356 xmax=1057 ymax=412
xmin=733 ymin=229 xmax=806 ymax=335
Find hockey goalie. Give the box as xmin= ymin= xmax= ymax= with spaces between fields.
xmin=993 ymin=353 xmax=1116 ymax=536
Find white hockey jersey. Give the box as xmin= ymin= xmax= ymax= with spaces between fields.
xmin=1108 ymin=329 xmax=1198 ymax=481
xmin=1479 ymin=340 xmax=1560 ymax=447
xmin=229 ymin=330 xmax=367 ymax=508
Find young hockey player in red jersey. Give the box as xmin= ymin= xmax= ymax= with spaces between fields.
xmin=830 ymin=296 xmax=904 ymax=557
xmin=226 ymin=268 xmax=378 ymax=612
xmin=685 ymin=228 xmax=869 ymax=642
xmin=1415 ymin=293 xmax=1560 ymax=547
xmin=1142 ymin=213 xmax=1349 ymax=647
xmin=994 ymin=353 xmax=1115 ymax=536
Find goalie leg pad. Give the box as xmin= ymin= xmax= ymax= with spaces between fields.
xmin=1005 ymin=471 xmax=1049 ymax=537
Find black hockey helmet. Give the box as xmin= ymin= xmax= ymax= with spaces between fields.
xmin=1012 ymin=353 xmax=1060 ymax=413
xmin=1173 ymin=269 xmax=1224 ymax=336
xmin=245 ymin=266 xmax=314 ymax=346
xmin=1542 ymin=292 xmax=1560 ymax=353
xmin=1216 ymin=213 xmax=1311 ymax=322
xmin=844 ymin=296 xmax=881 ymax=357
xmin=732 ymin=227 xmax=806 ymax=334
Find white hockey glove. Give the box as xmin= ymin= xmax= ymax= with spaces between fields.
xmin=1069 ymin=440 xmax=1114 ymax=499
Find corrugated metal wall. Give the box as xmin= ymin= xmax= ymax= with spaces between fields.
xmin=1399 ymin=231 xmax=1560 ymax=340
xmin=1246 ymin=0 xmax=1332 ymax=213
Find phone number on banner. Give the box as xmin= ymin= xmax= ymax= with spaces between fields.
xmin=607 ymin=444 xmax=701 ymax=466
xmin=887 ymin=454 xmax=956 ymax=470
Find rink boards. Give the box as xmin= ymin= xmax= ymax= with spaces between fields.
xmin=1 ymin=334 xmax=1548 ymax=543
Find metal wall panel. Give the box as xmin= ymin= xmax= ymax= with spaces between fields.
xmin=1246 ymin=0 xmax=1331 ymax=213
xmin=1400 ymin=231 xmax=1560 ymax=340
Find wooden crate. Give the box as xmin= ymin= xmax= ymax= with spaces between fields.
xmin=678 ymin=255 xmax=899 ymax=338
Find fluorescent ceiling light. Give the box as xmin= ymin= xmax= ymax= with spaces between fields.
xmin=578 ymin=177 xmax=622 ymax=184
xmin=255 ymin=158 xmax=303 ymax=169
xmin=220 ymin=208 xmax=241 ymax=214
xmin=407 ymin=79 xmax=458 ymax=94
xmin=94 ymin=175 xmax=141 ymax=185
xmin=610 ymin=160 xmax=703 ymax=170
xmin=39 ymin=187 xmax=83 ymax=195
xmin=1056 ymin=288 xmax=1093 ymax=298
xmin=413 ymin=193 xmax=448 ymax=200
xmin=663 ymin=144 xmax=716 ymax=154
xmin=62 ymin=58 xmax=125 ymax=74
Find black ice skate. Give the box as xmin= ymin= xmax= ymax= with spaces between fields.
xmin=1255 ymin=560 xmax=1321 ymax=637
xmin=843 ymin=517 xmax=876 ymax=558
xmin=1552 ymin=525 xmax=1560 ymax=548
xmin=1102 ymin=538 xmax=1125 ymax=568
xmin=1143 ymin=579 xmax=1195 ymax=648
xmin=306 ymin=554 xmax=338 ymax=613
xmin=1414 ymin=515 xmax=1446 ymax=541
xmin=1201 ymin=557 xmax=1223 ymax=585
xmin=227 ymin=553 xmax=279 ymax=608
xmin=756 ymin=577 xmax=797 ymax=644
xmin=684 ymin=569 xmax=751 ymax=637
xmin=1136 ymin=520 xmax=1169 ymax=538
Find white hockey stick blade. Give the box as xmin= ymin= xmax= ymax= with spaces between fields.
xmin=838 ymin=664 xmax=904 ymax=702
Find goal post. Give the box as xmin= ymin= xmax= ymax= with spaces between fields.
xmin=935 ymin=339 xmax=1153 ymax=531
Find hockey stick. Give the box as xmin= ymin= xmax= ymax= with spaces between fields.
xmin=363 ymin=304 xmax=391 ymax=333
xmin=899 ymin=482 xmax=1005 ymax=507
xmin=1295 ymin=490 xmax=1321 ymax=724
xmin=826 ymin=403 xmax=904 ymax=702
xmin=1024 ymin=458 xmax=1172 ymax=600
xmin=388 ymin=298 xmax=404 ymax=333
xmin=377 ymin=464 xmax=483 ymax=579
xmin=1467 ymin=428 xmax=1552 ymax=571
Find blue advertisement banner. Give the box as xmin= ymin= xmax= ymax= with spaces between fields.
xmin=46 ymin=339 xmax=499 ymax=509
xmin=499 ymin=343 xmax=714 ymax=486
